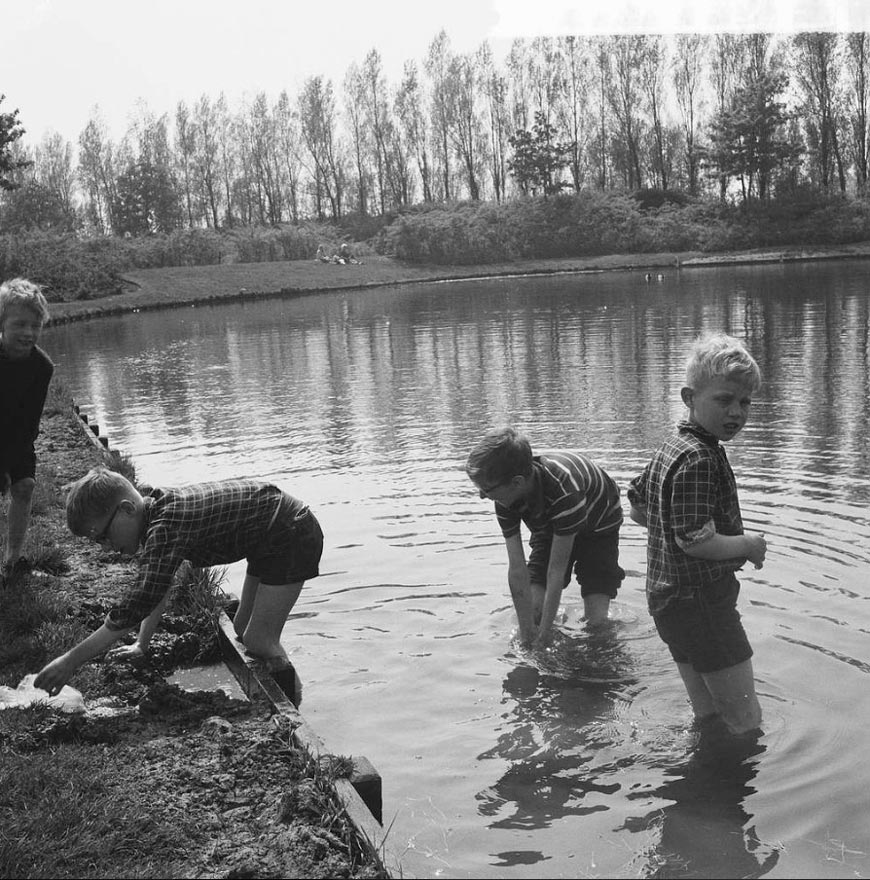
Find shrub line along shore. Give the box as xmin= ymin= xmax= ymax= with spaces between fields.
xmin=43 ymin=242 xmax=870 ymax=326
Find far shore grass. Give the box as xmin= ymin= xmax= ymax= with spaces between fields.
xmin=46 ymin=241 xmax=870 ymax=326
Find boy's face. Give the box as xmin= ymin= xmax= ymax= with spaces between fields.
xmin=0 ymin=304 xmax=44 ymax=360
xmin=682 ymin=377 xmax=754 ymax=441
xmin=474 ymin=473 xmax=531 ymax=507
xmin=86 ymin=499 xmax=144 ymax=555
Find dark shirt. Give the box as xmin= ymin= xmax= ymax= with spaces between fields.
xmin=106 ymin=480 xmax=308 ymax=630
xmin=0 ymin=344 xmax=54 ymax=456
xmin=495 ymin=451 xmax=623 ymax=543
xmin=627 ymin=420 xmax=746 ymax=615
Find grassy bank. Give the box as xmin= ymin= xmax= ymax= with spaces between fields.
xmin=44 ymin=241 xmax=870 ymax=326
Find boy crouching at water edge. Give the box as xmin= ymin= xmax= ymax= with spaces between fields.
xmin=627 ymin=332 xmax=766 ymax=736
xmin=466 ymin=427 xmax=625 ymax=649
xmin=34 ymin=468 xmax=323 ymax=697
xmin=0 ymin=278 xmax=53 ymax=587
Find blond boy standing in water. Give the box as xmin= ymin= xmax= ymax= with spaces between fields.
xmin=628 ymin=332 xmax=767 ymax=735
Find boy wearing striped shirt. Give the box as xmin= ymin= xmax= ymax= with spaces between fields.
xmin=466 ymin=427 xmax=624 ymax=648
xmin=34 ymin=468 xmax=323 ymax=697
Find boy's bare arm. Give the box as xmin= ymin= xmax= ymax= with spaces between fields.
xmin=629 ymin=504 xmax=648 ymax=527
xmin=108 ymin=591 xmax=171 ymax=660
xmin=504 ymin=533 xmax=536 ymax=644
xmin=34 ymin=622 xmax=135 ymax=696
xmin=682 ymin=531 xmax=767 ymax=569
xmin=535 ymin=533 xmax=575 ymax=646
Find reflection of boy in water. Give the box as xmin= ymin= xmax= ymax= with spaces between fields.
xmin=466 ymin=427 xmax=624 ymax=649
xmin=622 ymin=729 xmax=779 ymax=877
xmin=628 ymin=332 xmax=766 ymax=736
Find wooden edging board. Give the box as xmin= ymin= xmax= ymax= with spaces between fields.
xmin=215 ymin=611 xmax=403 ymax=878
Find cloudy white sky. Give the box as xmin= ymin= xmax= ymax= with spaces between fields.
xmin=3 ymin=0 xmax=868 ymax=147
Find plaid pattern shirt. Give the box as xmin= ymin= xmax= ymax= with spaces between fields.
xmin=627 ymin=420 xmax=745 ymax=615
xmin=106 ymin=480 xmax=306 ymax=630
xmin=496 ymin=451 xmax=623 ymax=542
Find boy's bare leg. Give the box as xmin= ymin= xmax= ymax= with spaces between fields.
xmin=4 ymin=477 xmax=35 ymax=566
xmin=240 ymin=580 xmax=303 ymax=665
xmin=233 ymin=573 xmax=260 ymax=640
xmin=701 ymin=658 xmax=762 ymax=735
xmin=530 ymin=582 xmax=545 ymax=624
xmin=676 ymin=661 xmax=717 ymax=721
xmin=582 ymin=594 xmax=610 ymax=625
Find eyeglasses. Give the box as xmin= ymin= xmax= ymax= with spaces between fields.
xmin=92 ymin=504 xmax=121 ymax=543
xmin=478 ymin=480 xmax=508 ymax=496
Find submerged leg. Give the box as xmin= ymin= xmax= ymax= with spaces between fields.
xmin=582 ymin=593 xmax=611 ymax=625
xmin=702 ymin=658 xmax=762 ymax=735
xmin=676 ymin=661 xmax=717 ymax=721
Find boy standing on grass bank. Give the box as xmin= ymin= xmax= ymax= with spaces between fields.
xmin=627 ymin=332 xmax=767 ymax=736
xmin=34 ymin=467 xmax=323 ymax=697
xmin=0 ymin=278 xmax=53 ymax=588
xmin=466 ymin=427 xmax=624 ymax=649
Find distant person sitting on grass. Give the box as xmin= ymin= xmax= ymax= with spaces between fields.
xmin=336 ymin=242 xmax=362 ymax=265
xmin=0 ymin=277 xmax=54 ymax=588
xmin=34 ymin=468 xmax=324 ymax=697
xmin=315 ymin=244 xmax=330 ymax=263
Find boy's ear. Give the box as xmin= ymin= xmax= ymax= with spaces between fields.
xmin=680 ymin=386 xmax=694 ymax=407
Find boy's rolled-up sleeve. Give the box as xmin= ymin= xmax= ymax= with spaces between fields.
xmin=626 ymin=470 xmax=648 ymax=508
xmin=669 ymin=455 xmax=717 ymax=547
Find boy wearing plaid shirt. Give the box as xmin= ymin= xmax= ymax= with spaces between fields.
xmin=35 ymin=468 xmax=323 ymax=696
xmin=466 ymin=426 xmax=624 ymax=648
xmin=627 ymin=332 xmax=767 ymax=735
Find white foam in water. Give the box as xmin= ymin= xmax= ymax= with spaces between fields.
xmin=0 ymin=674 xmax=85 ymax=713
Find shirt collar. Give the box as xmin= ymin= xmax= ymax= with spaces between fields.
xmin=677 ymin=419 xmax=720 ymax=446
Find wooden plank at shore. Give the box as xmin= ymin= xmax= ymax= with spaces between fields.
xmin=215 ymin=611 xmax=401 ymax=877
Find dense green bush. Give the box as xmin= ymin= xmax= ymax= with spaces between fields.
xmin=4 ymin=194 xmax=870 ymax=299
xmin=382 ymin=191 xmax=870 ymax=264
xmin=0 ymin=232 xmax=128 ymax=301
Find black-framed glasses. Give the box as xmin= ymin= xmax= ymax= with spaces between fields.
xmin=92 ymin=504 xmax=121 ymax=543
xmin=478 ymin=479 xmax=507 ymax=496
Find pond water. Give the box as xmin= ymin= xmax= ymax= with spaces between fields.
xmin=44 ymin=261 xmax=870 ymax=879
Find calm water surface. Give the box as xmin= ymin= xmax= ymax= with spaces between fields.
xmin=45 ymin=261 xmax=870 ymax=879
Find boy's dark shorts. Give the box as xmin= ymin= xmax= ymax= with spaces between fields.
xmin=528 ymin=528 xmax=624 ymax=599
xmin=246 ymin=502 xmax=324 ymax=585
xmin=652 ymin=573 xmax=753 ymax=674
xmin=0 ymin=446 xmax=37 ymax=491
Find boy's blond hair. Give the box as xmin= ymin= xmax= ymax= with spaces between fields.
xmin=65 ymin=467 xmax=137 ymax=535
xmin=686 ymin=332 xmax=761 ymax=392
xmin=466 ymin=426 xmax=534 ymax=486
xmin=0 ymin=277 xmax=50 ymax=328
